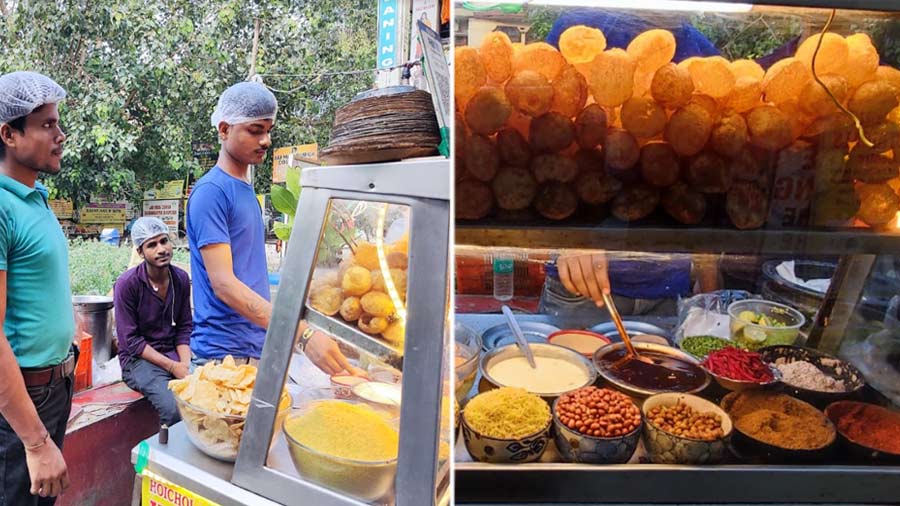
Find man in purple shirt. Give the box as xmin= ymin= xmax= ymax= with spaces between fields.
xmin=114 ymin=217 xmax=192 ymax=425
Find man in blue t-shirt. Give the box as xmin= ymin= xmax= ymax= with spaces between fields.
xmin=187 ymin=82 xmax=360 ymax=376
xmin=0 ymin=72 xmax=73 ymax=504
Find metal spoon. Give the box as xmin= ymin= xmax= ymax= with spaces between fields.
xmin=601 ymin=293 xmax=654 ymax=366
xmin=501 ymin=305 xmax=537 ymax=369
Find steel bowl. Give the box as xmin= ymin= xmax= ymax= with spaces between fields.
xmin=825 ymin=401 xmax=900 ymax=464
xmin=704 ymin=362 xmax=783 ymax=392
xmin=759 ymin=345 xmax=866 ymax=408
xmin=592 ymin=342 xmax=710 ymax=398
xmin=479 ymin=343 xmax=597 ymax=401
xmin=480 ymin=321 xmax=559 ymax=352
xmin=588 ymin=321 xmax=674 ymax=346
xmin=284 ymin=388 xmax=399 ymax=502
xmin=642 ymin=393 xmax=733 ymax=465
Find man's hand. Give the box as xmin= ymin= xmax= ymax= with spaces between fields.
xmin=25 ymin=437 xmax=69 ymax=498
xmin=304 ymin=331 xmax=366 ymax=377
xmin=557 ymin=252 xmax=611 ymax=307
xmin=171 ymin=362 xmax=190 ymax=379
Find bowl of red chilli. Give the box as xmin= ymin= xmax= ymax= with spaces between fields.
xmin=825 ymin=401 xmax=900 ymax=463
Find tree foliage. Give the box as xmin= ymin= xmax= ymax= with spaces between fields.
xmin=0 ymin=0 xmax=375 ymax=203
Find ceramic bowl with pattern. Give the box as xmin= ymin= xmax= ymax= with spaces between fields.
xmin=551 ymin=397 xmax=642 ymax=464
xmin=460 ymin=414 xmax=551 ymax=464
xmin=641 ymin=393 xmax=733 ymax=465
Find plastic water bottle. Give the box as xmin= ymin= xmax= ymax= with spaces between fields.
xmin=493 ymin=251 xmax=514 ymax=301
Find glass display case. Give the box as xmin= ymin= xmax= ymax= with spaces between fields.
xmin=453 ymin=1 xmax=900 ymax=503
xmin=132 ymin=158 xmax=451 ymax=506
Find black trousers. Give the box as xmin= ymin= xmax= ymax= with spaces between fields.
xmin=0 ymin=368 xmax=74 ymax=506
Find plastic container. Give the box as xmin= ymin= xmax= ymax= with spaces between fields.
xmin=492 ymin=251 xmax=514 ymax=301
xmin=727 ymin=299 xmax=805 ymax=349
xmin=74 ymin=335 xmax=93 ymax=392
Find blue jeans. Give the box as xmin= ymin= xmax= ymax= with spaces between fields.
xmin=122 ymin=358 xmax=180 ymax=426
xmin=0 ymin=372 xmax=73 ymax=506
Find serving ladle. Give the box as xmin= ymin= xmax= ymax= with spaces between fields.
xmin=501 ymin=305 xmax=537 ymax=369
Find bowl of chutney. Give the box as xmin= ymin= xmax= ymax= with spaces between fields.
xmin=592 ymin=342 xmax=710 ymax=398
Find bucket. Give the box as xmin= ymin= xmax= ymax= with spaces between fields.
xmin=73 ymin=296 xmax=114 ymax=363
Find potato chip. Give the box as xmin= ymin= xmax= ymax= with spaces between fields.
xmin=844 ymin=34 xmax=880 ymax=89
xmin=513 ymin=42 xmax=566 ymax=82
xmin=360 ymin=291 xmax=396 ymax=317
xmin=746 ymin=105 xmax=793 ymax=151
xmin=339 ymin=296 xmax=363 ymax=322
xmin=723 ymin=76 xmax=762 ymax=113
xmin=651 ymin=63 xmax=694 ymax=109
xmin=730 ymin=146 xmax=767 ymax=184
xmin=605 ymin=128 xmax=641 ymax=175
xmin=762 ymin=57 xmax=812 ymax=105
xmin=875 ymin=66 xmax=900 ymax=99
xmin=710 ymin=112 xmax=749 ymax=158
xmin=588 ymin=49 xmax=636 ymax=107
xmin=611 ymin=184 xmax=660 ymax=222
xmin=497 ymin=128 xmax=532 ymax=167
xmin=576 ymin=171 xmax=621 ymax=205
xmin=464 ymin=87 xmax=512 ymax=135
xmin=493 ymin=167 xmax=538 ymax=210
xmin=627 ymin=29 xmax=677 ymax=96
xmin=382 ymin=321 xmax=405 ymax=345
xmin=849 ymin=80 xmax=899 ymax=125
xmin=798 ymin=74 xmax=849 ymax=117
xmin=551 ymin=66 xmax=589 ymax=118
xmin=455 ymin=180 xmax=494 ymax=220
xmin=662 ymin=182 xmax=707 ymax=225
xmin=621 ymin=96 xmax=667 ymax=138
xmin=371 ymin=268 xmax=407 ymax=295
xmin=358 ymin=314 xmax=389 ymax=334
xmin=796 ymin=32 xmax=848 ymax=76
xmin=353 ymin=243 xmax=383 ymax=271
xmin=559 ymin=25 xmax=607 ymax=65
xmin=575 ymin=104 xmax=608 ymax=149
xmin=479 ymin=31 xmax=514 ymax=83
xmin=455 ymin=47 xmax=487 ymax=105
xmin=464 ymin=134 xmax=500 ymax=182
xmin=687 ymin=151 xmax=732 ymax=194
xmin=505 ymin=70 xmax=554 ymax=117
xmin=856 ymin=183 xmax=900 ymax=227
xmin=730 ymin=59 xmax=765 ymax=81
xmin=341 ymin=266 xmax=372 ymax=297
xmin=530 ymin=112 xmax=576 ymax=152
xmin=531 ymin=153 xmax=578 ymax=183
xmin=640 ymin=141 xmax=680 ymax=188
xmin=310 ymin=286 xmax=343 ymax=315
xmin=665 ymin=103 xmax=713 ymax=157
xmin=534 ymin=182 xmax=578 ymax=220
xmin=686 ymin=57 xmax=735 ymax=99
xmin=689 ymin=94 xmax=720 ymax=122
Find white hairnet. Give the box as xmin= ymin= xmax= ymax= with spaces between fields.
xmin=210 ymin=81 xmax=277 ymax=127
xmin=132 ymin=217 xmax=169 ymax=249
xmin=0 ymin=71 xmax=66 ymax=124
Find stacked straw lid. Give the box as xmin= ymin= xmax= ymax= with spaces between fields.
xmin=321 ymin=86 xmax=441 ymax=165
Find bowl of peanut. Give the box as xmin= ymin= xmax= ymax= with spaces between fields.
xmin=552 ymin=386 xmax=643 ymax=464
xmin=641 ymin=393 xmax=733 ymax=464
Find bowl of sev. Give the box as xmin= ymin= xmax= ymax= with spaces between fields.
xmin=461 ymin=387 xmax=552 ymax=464
xmin=283 ymin=387 xmax=400 ymax=502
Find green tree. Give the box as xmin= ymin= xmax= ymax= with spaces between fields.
xmin=0 ymin=0 xmax=375 ymax=204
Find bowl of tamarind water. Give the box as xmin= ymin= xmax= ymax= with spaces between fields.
xmin=552 ymin=386 xmax=643 ymax=464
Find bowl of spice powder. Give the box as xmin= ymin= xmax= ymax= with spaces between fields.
xmin=826 ymin=401 xmax=900 ymax=463
xmin=722 ymin=391 xmax=836 ymax=462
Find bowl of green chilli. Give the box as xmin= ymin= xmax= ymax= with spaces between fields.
xmin=680 ymin=335 xmax=735 ymax=360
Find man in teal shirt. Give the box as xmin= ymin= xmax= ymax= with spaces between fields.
xmin=0 ymin=71 xmax=73 ymax=505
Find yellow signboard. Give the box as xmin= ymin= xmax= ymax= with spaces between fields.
xmin=79 ymin=203 xmax=127 ymax=224
xmin=49 ymin=199 xmax=74 ymax=219
xmin=142 ymin=473 xmax=219 ymax=506
xmin=272 ymin=143 xmax=317 ymax=183
xmin=144 ymin=180 xmax=185 ymax=200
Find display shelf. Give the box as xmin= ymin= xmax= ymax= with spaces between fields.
xmin=456 ymin=221 xmax=900 ymax=255
xmin=306 ymin=309 xmax=403 ymax=369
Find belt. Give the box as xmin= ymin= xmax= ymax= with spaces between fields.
xmin=21 ymin=355 xmax=76 ymax=387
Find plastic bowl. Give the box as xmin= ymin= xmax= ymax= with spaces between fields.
xmin=175 ymin=391 xmax=291 ymax=462
xmin=283 ymin=388 xmax=399 ymax=502
xmin=461 ymin=412 xmax=551 ymax=464
xmin=759 ymin=346 xmax=866 ymax=408
xmin=551 ymin=396 xmax=642 ymax=464
xmin=641 ymin=393 xmax=732 ymax=464
xmin=455 ymin=322 xmax=482 ymax=403
xmin=547 ymin=330 xmax=611 ymax=358
xmin=727 ymin=299 xmax=805 ymax=348
xmin=479 ymin=343 xmax=597 ymax=401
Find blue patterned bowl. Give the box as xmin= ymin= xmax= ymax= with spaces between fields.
xmin=551 ymin=398 xmax=642 ymax=464
xmin=642 ymin=393 xmax=733 ymax=465
xmin=460 ymin=414 xmax=551 ymax=464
